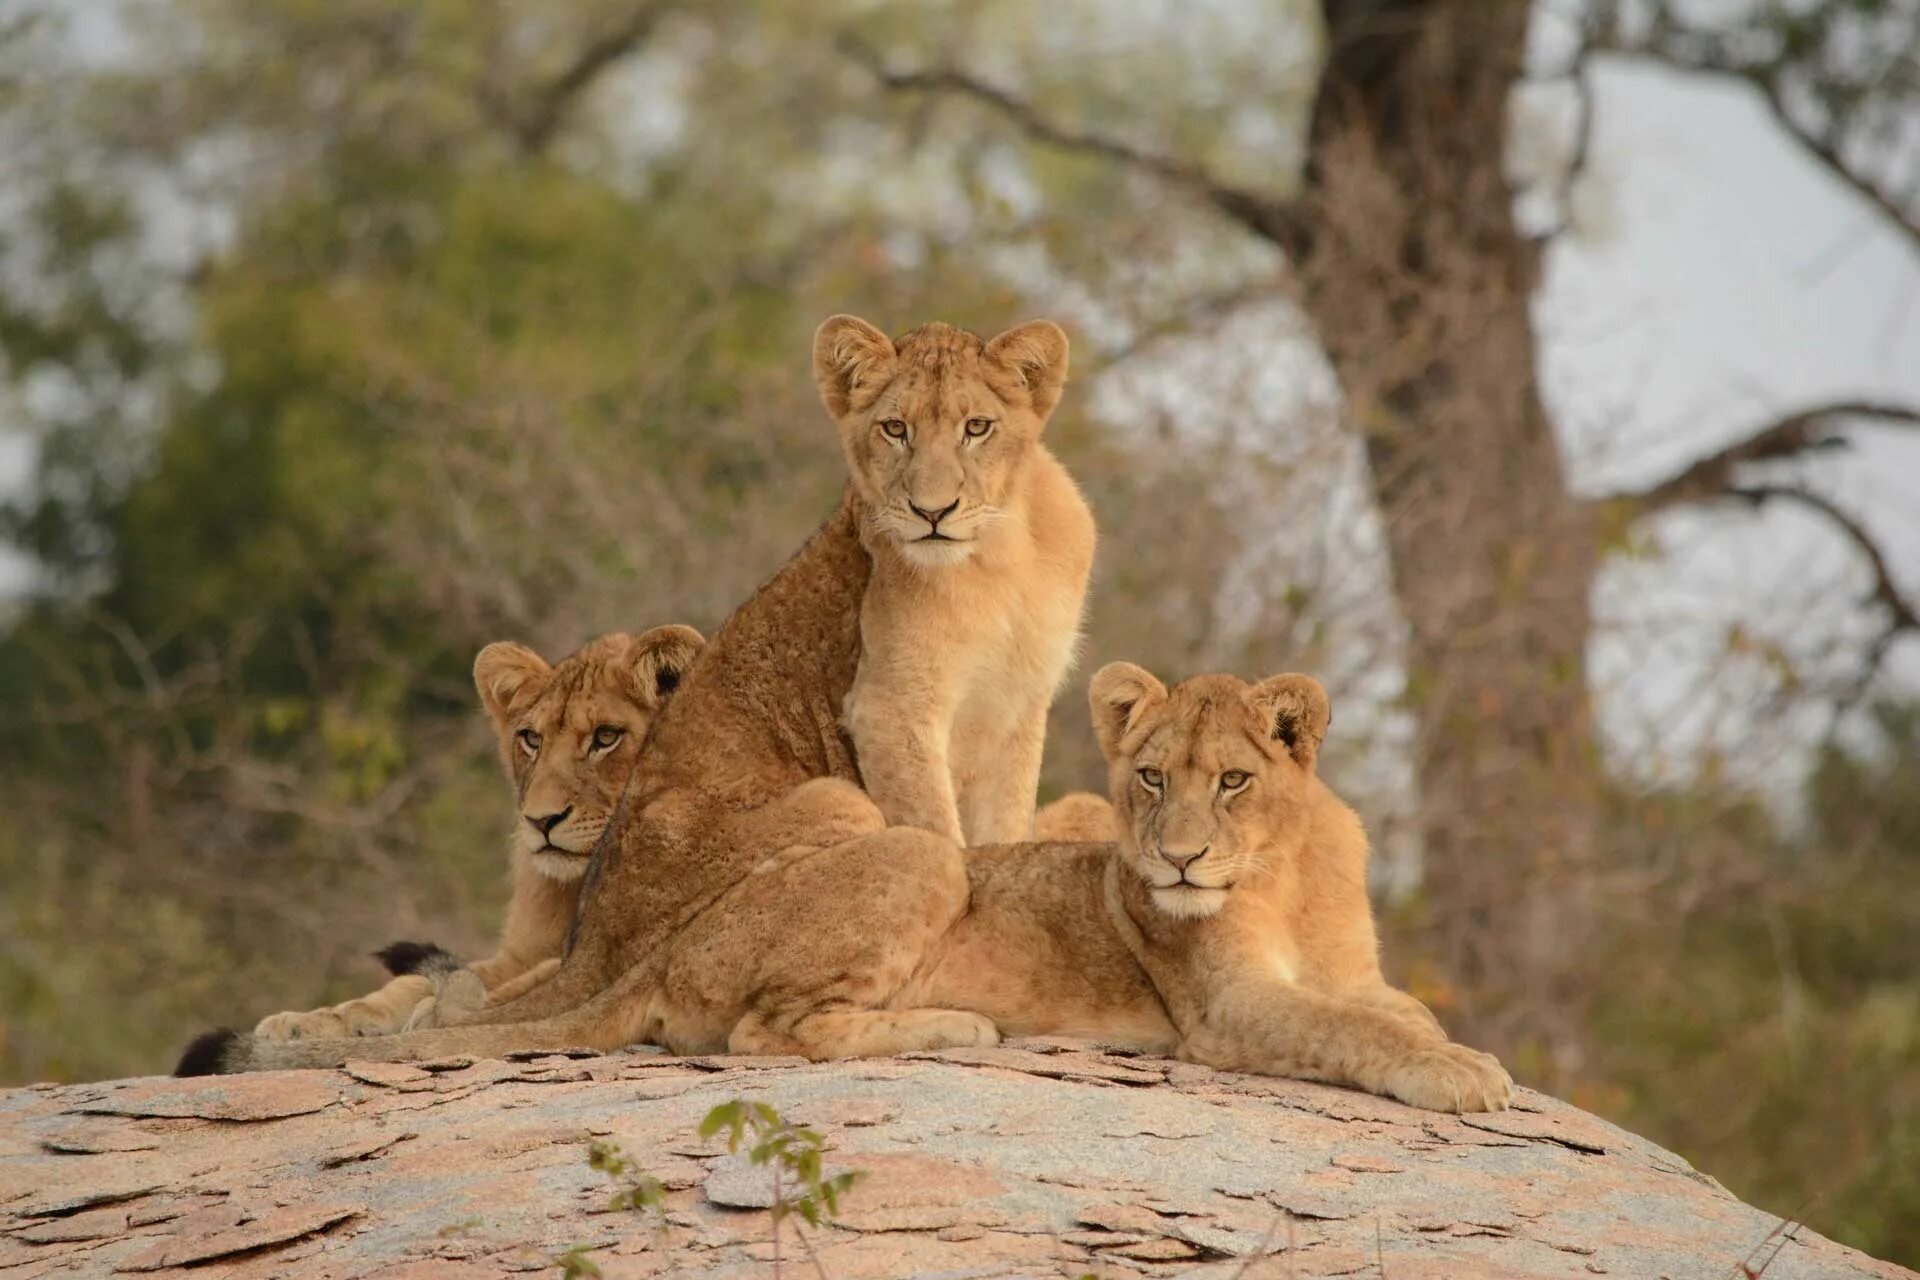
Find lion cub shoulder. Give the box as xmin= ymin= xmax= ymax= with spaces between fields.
xmin=813 ymin=315 xmax=1094 ymax=847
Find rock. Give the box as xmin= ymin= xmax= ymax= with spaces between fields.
xmin=0 ymin=1038 xmax=1909 ymax=1279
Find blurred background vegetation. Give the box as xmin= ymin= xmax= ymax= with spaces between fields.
xmin=1 ymin=0 xmax=1916 ymax=1265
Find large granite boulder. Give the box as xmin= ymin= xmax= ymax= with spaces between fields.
xmin=0 ymin=1039 xmax=1909 ymax=1278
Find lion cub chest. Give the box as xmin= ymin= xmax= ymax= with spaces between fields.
xmin=845 ymin=485 xmax=1092 ymax=846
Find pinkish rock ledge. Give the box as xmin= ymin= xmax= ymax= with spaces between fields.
xmin=0 ymin=1039 xmax=1909 ymax=1279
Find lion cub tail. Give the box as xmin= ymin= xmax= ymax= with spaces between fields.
xmin=173 ymin=1013 xmax=611 ymax=1075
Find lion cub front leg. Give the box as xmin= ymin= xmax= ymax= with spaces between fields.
xmin=1181 ymin=979 xmax=1511 ymax=1114
xmin=402 ymin=959 xmax=546 ymax=1032
xmin=842 ymin=671 xmax=964 ymax=845
xmin=954 ymin=703 xmax=1048 ymax=845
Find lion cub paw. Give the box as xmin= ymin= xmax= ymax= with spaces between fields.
xmin=1384 ymin=1042 xmax=1513 ymax=1113
xmin=254 ymin=1001 xmax=400 ymax=1040
xmin=253 ymin=1008 xmax=346 ymax=1041
xmin=919 ymin=1010 xmax=1001 ymax=1051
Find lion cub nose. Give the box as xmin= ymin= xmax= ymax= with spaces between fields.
xmin=1160 ymin=844 xmax=1209 ymax=870
xmin=527 ymin=806 xmax=572 ymax=836
xmin=908 ymin=498 xmax=960 ymax=528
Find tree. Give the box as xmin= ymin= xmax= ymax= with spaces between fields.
xmin=846 ymin=0 xmax=1920 ymax=1055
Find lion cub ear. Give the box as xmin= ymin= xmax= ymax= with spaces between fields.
xmin=813 ymin=315 xmax=897 ymax=419
xmin=985 ymin=320 xmax=1069 ymax=420
xmin=629 ymin=625 xmax=706 ymax=705
xmin=1248 ymin=674 xmax=1331 ymax=770
xmin=1089 ymin=662 xmax=1169 ymax=760
xmin=474 ymin=642 xmax=552 ymax=727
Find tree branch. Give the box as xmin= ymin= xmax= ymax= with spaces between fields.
xmin=1621 ymin=401 xmax=1920 ymax=513
xmin=1609 ymin=401 xmax=1920 ymax=704
xmin=507 ymin=2 xmax=676 ymax=155
xmin=1590 ymin=4 xmax=1920 ymax=260
xmin=1724 ymin=484 xmax=1919 ymax=640
xmin=838 ymin=35 xmax=1312 ymax=257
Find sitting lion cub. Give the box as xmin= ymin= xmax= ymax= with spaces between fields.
xmin=253 ymin=626 xmax=703 ymax=1040
xmin=813 ymin=315 xmax=1094 ymax=845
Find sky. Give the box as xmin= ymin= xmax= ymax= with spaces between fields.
xmin=1548 ymin=55 xmax=1920 ymax=790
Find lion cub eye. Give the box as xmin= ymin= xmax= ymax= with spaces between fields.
xmin=1219 ymin=770 xmax=1251 ymax=793
xmin=516 ymin=728 xmax=541 ymax=756
xmin=591 ymin=725 xmax=624 ymax=751
xmin=1137 ymin=767 xmax=1164 ymax=791
xmin=879 ymin=418 xmax=909 ymax=442
xmin=964 ymin=417 xmax=994 ymax=440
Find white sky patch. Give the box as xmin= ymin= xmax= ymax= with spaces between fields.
xmin=1542 ymin=55 xmax=1920 ymax=799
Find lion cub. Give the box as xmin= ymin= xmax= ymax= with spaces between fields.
xmin=813 ymin=315 xmax=1094 ymax=846
xmin=888 ymin=662 xmax=1512 ymax=1112
xmin=252 ymin=626 xmax=703 ymax=1040
xmin=1080 ymin=663 xmax=1511 ymax=1111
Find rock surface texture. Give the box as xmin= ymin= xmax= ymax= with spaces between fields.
xmin=0 ymin=1039 xmax=1909 ymax=1279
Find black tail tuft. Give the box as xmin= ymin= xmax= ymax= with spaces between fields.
xmin=175 ymin=1028 xmax=241 ymax=1077
xmin=373 ymin=940 xmax=457 ymax=977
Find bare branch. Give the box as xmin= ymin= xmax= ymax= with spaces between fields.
xmin=1591 ymin=3 xmax=1920 ymax=260
xmin=1726 ymin=484 xmax=1919 ymax=639
xmin=1622 ymin=401 xmax=1920 ymax=513
xmin=838 ymin=35 xmax=1312 ymax=257
xmin=1727 ymin=482 xmax=1920 ymax=716
xmin=1086 ymin=282 xmax=1281 ymax=373
xmin=504 ymin=2 xmax=676 ymax=155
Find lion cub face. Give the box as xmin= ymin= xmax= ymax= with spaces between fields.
xmin=473 ymin=626 xmax=704 ymax=882
xmin=1089 ymin=664 xmax=1332 ymax=920
xmin=812 ymin=315 xmax=1068 ymax=568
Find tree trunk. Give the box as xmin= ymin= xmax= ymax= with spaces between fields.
xmin=1296 ymin=0 xmax=1602 ymax=1060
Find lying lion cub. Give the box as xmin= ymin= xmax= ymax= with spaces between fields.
xmin=814 ymin=315 xmax=1094 ymax=845
xmin=889 ymin=662 xmax=1512 ymax=1112
xmin=252 ymin=626 xmax=702 ymax=1041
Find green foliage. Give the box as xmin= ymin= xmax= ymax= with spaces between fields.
xmin=554 ymin=1244 xmax=603 ymax=1279
xmin=553 ymin=1104 xmax=862 ymax=1278
xmin=586 ymin=1138 xmax=669 ymax=1220
xmin=550 ymin=1136 xmax=673 ymax=1277
xmin=1583 ymin=704 xmax=1920 ymax=1267
xmin=700 ymin=1099 xmax=864 ymax=1228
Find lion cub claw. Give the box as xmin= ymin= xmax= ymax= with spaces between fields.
xmin=1385 ymin=1043 xmax=1513 ymax=1114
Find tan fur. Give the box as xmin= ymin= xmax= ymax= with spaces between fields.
xmin=215 ymin=643 xmax=1505 ymax=1113
xmin=633 ymin=664 xmax=1507 ymax=1111
xmin=1033 ymin=791 xmax=1118 ymax=841
xmin=200 ymin=323 xmax=1041 ymax=1074
xmin=198 ymin=322 xmax=1494 ymax=1108
xmin=1073 ymin=664 xmax=1510 ymax=1112
xmin=816 ymin=316 xmax=1095 ymax=846
xmin=251 ymin=627 xmax=702 ymax=1041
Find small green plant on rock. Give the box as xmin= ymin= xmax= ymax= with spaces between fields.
xmin=701 ymin=1099 xmax=864 ymax=1278
xmin=587 ymin=1139 xmax=669 ymax=1218
xmin=553 ymin=1137 xmax=671 ymax=1276
xmin=555 ymin=1243 xmax=604 ymax=1279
